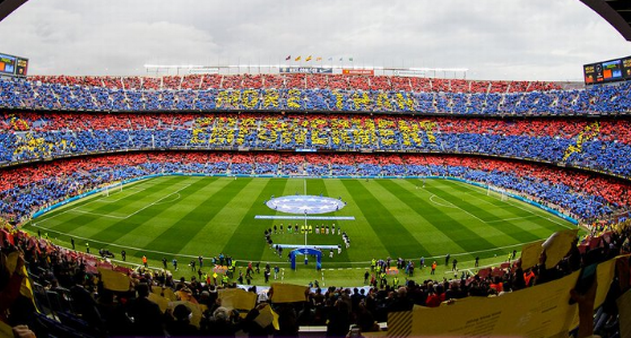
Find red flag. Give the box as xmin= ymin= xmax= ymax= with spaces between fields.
xmin=0 ymin=228 xmax=14 ymax=245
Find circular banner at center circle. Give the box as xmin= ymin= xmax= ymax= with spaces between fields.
xmin=266 ymin=195 xmax=346 ymax=214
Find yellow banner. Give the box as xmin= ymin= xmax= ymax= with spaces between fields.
xmin=542 ymin=229 xmax=578 ymax=267
xmin=399 ymin=255 xmax=622 ymax=337
xmin=617 ymin=289 xmax=631 ymax=338
xmin=98 ymin=267 xmax=131 ymax=292
xmin=270 ymin=283 xmax=308 ymax=303
xmin=520 ymin=240 xmax=545 ymax=270
xmin=409 ymin=270 xmax=580 ymax=337
xmin=595 ymin=257 xmax=617 ymax=308
xmin=218 ymin=288 xmax=257 ymax=311
xmin=169 ymin=301 xmax=202 ymax=328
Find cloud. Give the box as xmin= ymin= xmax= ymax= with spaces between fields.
xmin=0 ymin=0 xmax=630 ymax=80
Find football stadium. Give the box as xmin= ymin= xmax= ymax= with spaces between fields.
xmin=1 ymin=1 xmax=631 ymax=337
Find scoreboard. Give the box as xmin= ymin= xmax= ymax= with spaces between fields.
xmin=0 ymin=52 xmax=28 ymax=78
xmin=584 ymin=55 xmax=631 ymax=85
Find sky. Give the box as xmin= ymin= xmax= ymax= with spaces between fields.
xmin=1 ymin=0 xmax=631 ymax=81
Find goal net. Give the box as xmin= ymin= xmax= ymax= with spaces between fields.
xmin=102 ymin=183 xmax=123 ymax=197
xmin=487 ymin=185 xmax=509 ymax=201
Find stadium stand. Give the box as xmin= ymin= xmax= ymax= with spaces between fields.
xmin=0 ymin=112 xmax=630 ymax=178
xmin=6 ymin=75 xmax=631 ymax=117
xmin=27 ymin=74 xmax=563 ymax=92
xmin=1 ymin=73 xmax=630 ymax=337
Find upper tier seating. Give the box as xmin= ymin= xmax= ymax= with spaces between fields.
xmin=1 ymin=112 xmax=629 ymax=178
xmin=2 ymin=76 xmax=629 ymax=116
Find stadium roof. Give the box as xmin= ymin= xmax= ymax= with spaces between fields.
xmin=0 ymin=0 xmax=26 ymax=22
xmin=580 ymin=0 xmax=631 ymax=41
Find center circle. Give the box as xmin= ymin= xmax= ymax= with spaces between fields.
xmin=266 ymin=195 xmax=346 ymax=214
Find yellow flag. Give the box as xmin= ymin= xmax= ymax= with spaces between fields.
xmin=306 ymin=55 xmax=312 ymax=62
xmin=254 ymin=304 xmax=279 ymax=330
xmin=20 ymin=266 xmax=39 ymax=313
xmin=6 ymin=251 xmax=19 ymax=274
xmin=270 ymin=306 xmax=280 ymax=330
xmin=98 ymin=267 xmax=131 ymax=292
xmin=294 ymin=56 xmax=301 ymax=61
xmin=148 ymin=293 xmax=169 ymax=313
xmin=0 ymin=321 xmax=13 ymax=338
xmin=152 ymin=286 xmax=177 ymax=301
xmin=7 ymin=252 xmax=39 ymax=313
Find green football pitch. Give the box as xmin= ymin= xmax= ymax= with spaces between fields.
xmin=26 ymin=176 xmax=576 ymax=284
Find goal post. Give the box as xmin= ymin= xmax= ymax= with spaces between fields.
xmin=487 ymin=185 xmax=508 ymax=201
xmin=103 ymin=182 xmax=123 ymax=197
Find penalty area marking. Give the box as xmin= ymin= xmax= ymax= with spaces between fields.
xmin=70 ymin=184 xmax=191 ymax=220
xmin=429 ymin=195 xmax=459 ymax=209
xmin=34 ymin=178 xmax=174 ymax=222
xmin=456 ymin=182 xmax=576 ymax=230
xmin=47 ymin=183 xmax=191 ymax=221
xmin=431 ymin=190 xmax=564 ymax=227
xmin=97 ymin=186 xmax=148 ymax=203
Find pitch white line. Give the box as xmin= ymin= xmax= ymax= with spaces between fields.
xmin=485 ymin=215 xmax=539 ymax=223
xmin=29 ymin=223 xmax=546 ymax=268
xmin=97 ymin=186 xmax=147 ymax=203
xmin=429 ymin=194 xmax=458 ymax=209
xmin=315 ymin=238 xmax=549 ymax=266
xmin=69 ymin=209 xmax=130 ymax=219
xmin=456 ymin=182 xmax=576 ymax=230
xmin=430 ymin=194 xmax=488 ymax=224
xmin=35 ymin=179 xmax=157 ymax=222
xmin=72 ymin=184 xmax=191 ymax=220
xmin=498 ymin=198 xmax=575 ymax=230
xmin=30 ymin=224 xmax=202 ymax=259
xmin=154 ymin=193 xmax=182 ymax=206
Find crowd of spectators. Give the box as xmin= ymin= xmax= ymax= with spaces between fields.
xmin=1 ymin=208 xmax=630 ymax=337
xmin=1 ymin=112 xmax=630 ymax=177
xmin=2 ymin=73 xmax=630 ymax=337
xmin=1 ymin=75 xmax=631 ymax=115
xmin=27 ymin=74 xmax=561 ymax=92
xmin=0 ymin=152 xmax=628 ymax=225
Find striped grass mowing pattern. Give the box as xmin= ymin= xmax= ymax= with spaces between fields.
xmin=28 ymin=176 xmax=574 ymax=266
